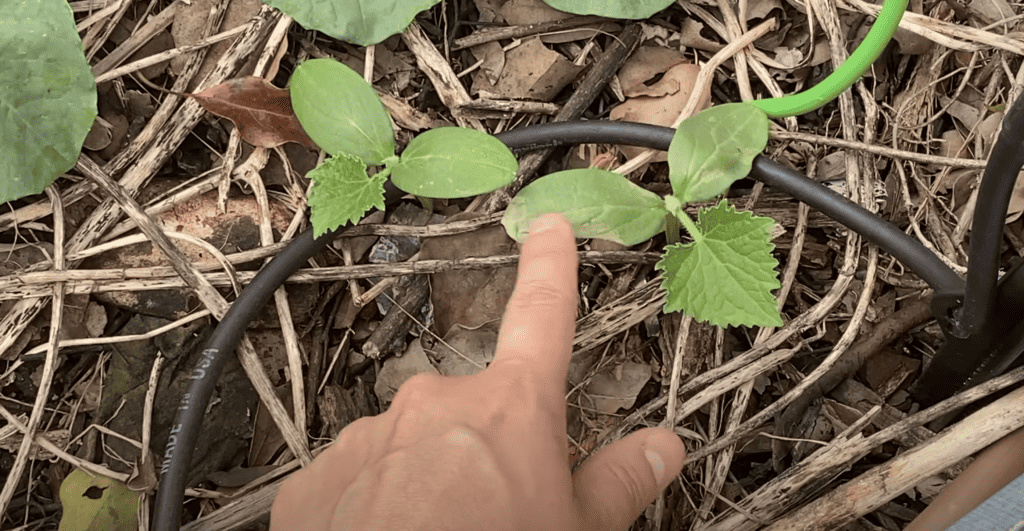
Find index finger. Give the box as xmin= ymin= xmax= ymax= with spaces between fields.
xmin=491 ymin=214 xmax=578 ymax=393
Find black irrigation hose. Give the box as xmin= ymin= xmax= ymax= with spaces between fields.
xmin=152 ymin=121 xmax=963 ymax=530
xmin=958 ymin=96 xmax=1024 ymax=335
xmin=750 ymin=157 xmax=965 ymax=295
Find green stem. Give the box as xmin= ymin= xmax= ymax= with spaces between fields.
xmin=750 ymin=0 xmax=907 ymax=118
xmin=677 ymin=210 xmax=702 ymax=243
xmin=665 ymin=212 xmax=681 ymax=245
xmin=375 ymin=164 xmax=394 ymax=181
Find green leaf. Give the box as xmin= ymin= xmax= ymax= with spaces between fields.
xmin=503 ymin=169 xmax=666 ymax=246
xmin=656 ymin=201 xmax=782 ymax=328
xmin=307 ymin=152 xmax=386 ymax=238
xmin=0 ymin=0 xmax=96 ymax=205
xmin=391 ymin=127 xmax=518 ymax=198
xmin=59 ymin=469 xmax=140 ymax=531
xmin=668 ymin=102 xmax=770 ymax=203
xmin=290 ymin=58 xmax=395 ymax=165
xmin=541 ymin=0 xmax=673 ymax=18
xmin=262 ymin=0 xmax=442 ymax=46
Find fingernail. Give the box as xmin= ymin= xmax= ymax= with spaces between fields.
xmin=645 ymin=448 xmax=665 ymax=485
xmin=529 ymin=214 xmax=563 ymax=235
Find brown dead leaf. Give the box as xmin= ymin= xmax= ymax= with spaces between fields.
xmin=472 ymin=38 xmax=583 ymax=101
xmin=500 ymin=0 xmax=614 ymax=43
xmin=374 ymin=339 xmax=440 ymax=405
xmin=188 ymin=77 xmax=319 ymax=150
xmin=474 ymin=0 xmax=507 ymax=23
xmin=248 ymin=329 xmax=292 ymax=387
xmin=618 ymin=46 xmax=688 ymax=98
xmin=1005 ymin=171 xmax=1024 ymax=224
xmin=95 ymin=113 xmax=129 ymax=162
xmin=894 ymin=27 xmax=933 ymax=55
xmin=72 ymin=374 xmax=102 ymax=413
xmin=773 ymin=47 xmax=804 ymax=69
xmin=583 ymin=362 xmax=652 ymax=414
xmin=127 ymin=455 xmax=158 ymax=494
xmin=471 ymin=0 xmax=507 ymax=85
xmin=860 ymin=350 xmax=920 ymax=399
xmin=130 ymin=27 xmax=175 ymax=80
xmin=936 ymin=129 xmax=968 ymax=160
xmin=913 ymin=476 xmax=949 ymax=501
xmin=968 ymin=0 xmax=1016 ymax=25
xmin=746 ymin=0 xmax=782 ymax=19
xmin=432 ymin=323 xmax=499 ymax=377
xmin=610 ymin=62 xmax=709 ymax=161
xmin=977 ymin=111 xmax=1004 ymax=155
xmin=678 ymin=19 xmax=724 ymax=53
xmin=0 ymin=418 xmax=69 ymax=460
xmin=83 ymin=116 xmax=114 ymax=151
xmin=337 ymin=46 xmax=416 ymax=85
xmin=472 ymin=41 xmax=507 ymax=85
xmin=420 ymin=213 xmax=517 ymax=336
xmin=940 ymin=95 xmax=983 ymax=130
xmin=248 ymin=384 xmax=292 ymax=467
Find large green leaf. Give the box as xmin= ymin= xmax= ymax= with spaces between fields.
xmin=668 ymin=103 xmax=770 ymax=204
xmin=0 ymin=0 xmax=96 ymax=205
xmin=656 ymin=201 xmax=781 ymax=328
xmin=391 ymin=127 xmax=518 ymax=198
xmin=59 ymin=469 xmax=140 ymax=531
xmin=290 ymin=58 xmax=395 ymax=165
xmin=261 ymin=0 xmax=442 ymax=46
xmin=541 ymin=0 xmax=674 ymax=18
xmin=307 ymin=152 xmax=386 ymax=238
xmin=503 ymin=169 xmax=666 ymax=246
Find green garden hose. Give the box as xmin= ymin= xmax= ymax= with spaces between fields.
xmin=750 ymin=0 xmax=908 ymax=118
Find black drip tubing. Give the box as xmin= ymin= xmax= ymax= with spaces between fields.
xmin=958 ymin=96 xmax=1024 ymax=335
xmin=152 ymin=121 xmax=963 ymax=530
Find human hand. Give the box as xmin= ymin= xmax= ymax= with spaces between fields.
xmin=270 ymin=214 xmax=686 ymax=531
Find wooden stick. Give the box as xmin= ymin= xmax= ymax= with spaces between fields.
xmin=452 ymin=15 xmax=609 ymax=50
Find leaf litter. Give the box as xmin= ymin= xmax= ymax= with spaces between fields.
xmin=4 ymin=0 xmax=1024 ymax=530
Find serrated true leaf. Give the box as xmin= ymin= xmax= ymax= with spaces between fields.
xmin=503 ymin=169 xmax=666 ymax=245
xmin=189 ymin=77 xmax=318 ymax=150
xmin=668 ymin=102 xmax=770 ymax=203
xmin=290 ymin=58 xmax=395 ymax=164
xmin=0 ymin=0 xmax=96 ymax=205
xmin=307 ymin=153 xmax=386 ymax=238
xmin=542 ymin=0 xmax=673 ymax=18
xmin=263 ymin=0 xmax=441 ymax=46
xmin=59 ymin=468 xmax=140 ymax=531
xmin=656 ymin=201 xmax=781 ymax=328
xmin=391 ymin=127 xmax=517 ymax=198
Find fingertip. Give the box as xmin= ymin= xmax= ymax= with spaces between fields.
xmin=527 ymin=213 xmax=573 ymax=239
xmin=643 ymin=427 xmax=687 ymax=488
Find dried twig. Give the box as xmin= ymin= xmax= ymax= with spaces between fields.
xmin=0 ymin=187 xmax=66 ymax=516
xmin=452 ymin=15 xmax=608 ymax=50
xmin=78 ymin=156 xmax=312 ymax=465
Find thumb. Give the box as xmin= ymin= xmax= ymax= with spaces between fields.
xmin=571 ymin=427 xmax=686 ymax=531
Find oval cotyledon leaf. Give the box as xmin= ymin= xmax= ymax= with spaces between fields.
xmin=290 ymin=58 xmax=395 ymax=165
xmin=503 ymin=168 xmax=667 ymax=246
xmin=390 ymin=127 xmax=518 ymax=198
